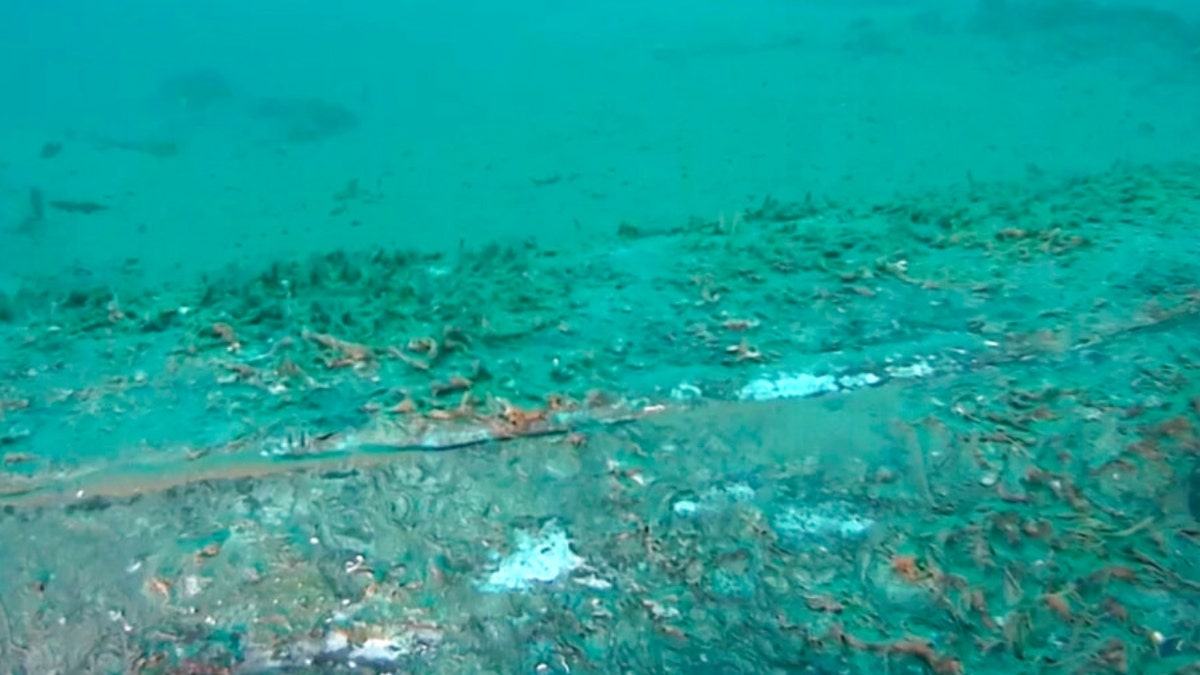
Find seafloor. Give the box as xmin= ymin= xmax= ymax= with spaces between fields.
xmin=2 ymin=161 xmax=1200 ymax=674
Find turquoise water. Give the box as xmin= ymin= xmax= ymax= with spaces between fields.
xmin=4 ymin=0 xmax=1198 ymax=285
xmin=2 ymin=1 xmax=1200 ymax=673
